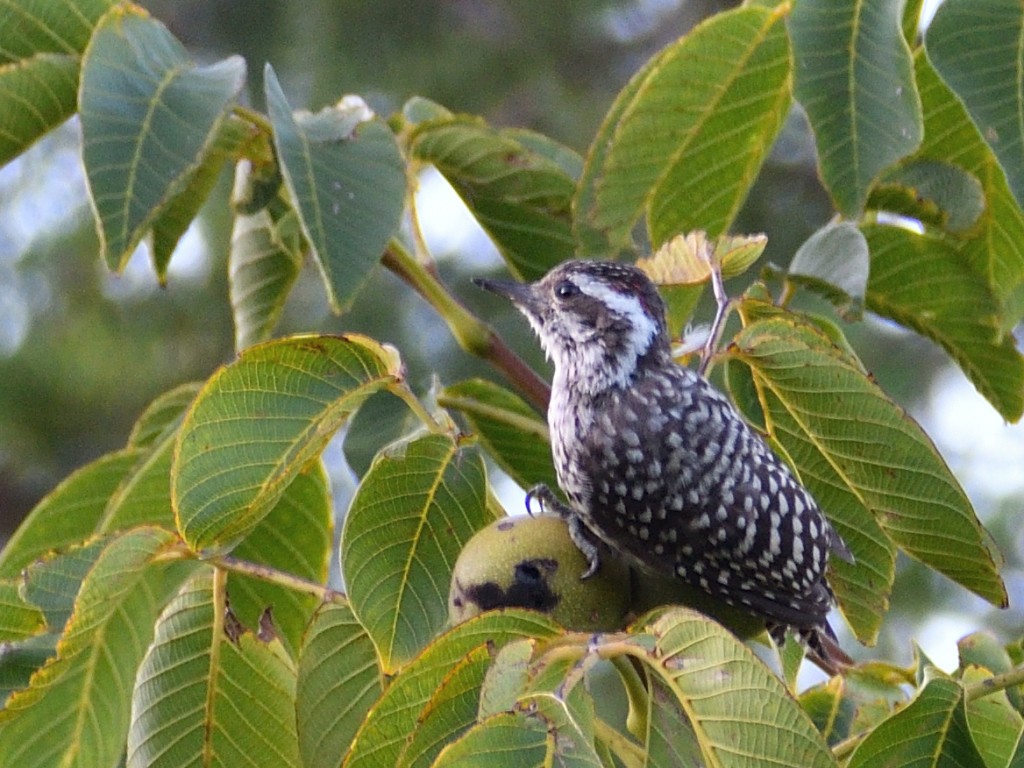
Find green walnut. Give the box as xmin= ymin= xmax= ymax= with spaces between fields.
xmin=449 ymin=514 xmax=630 ymax=631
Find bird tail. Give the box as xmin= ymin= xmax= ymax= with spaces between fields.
xmin=800 ymin=623 xmax=853 ymax=676
xmin=770 ymin=621 xmax=853 ymax=676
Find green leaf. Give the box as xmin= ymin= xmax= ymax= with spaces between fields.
xmin=431 ymin=710 xmax=554 ymax=767
xmin=343 ymin=610 xmax=560 ymax=768
xmin=79 ymin=5 xmax=245 ymax=270
xmin=0 ymin=580 xmax=45 ymax=643
xmin=790 ymin=0 xmax=923 ymax=216
xmin=439 ymin=379 xmax=557 ymax=493
xmin=632 ymin=607 xmax=835 ymax=767
xmin=958 ymin=632 xmax=1023 ymax=712
xmin=514 ymin=693 xmax=605 ymax=768
xmin=871 ymin=160 xmax=987 ymax=235
xmin=228 ymin=462 xmax=332 ymax=653
xmin=0 ymin=634 xmax=58 ymax=706
xmin=433 ymin=670 xmax=606 ymax=768
xmin=173 ymin=334 xmax=401 ymax=554
xmin=799 ymin=669 xmax=909 ymax=746
xmin=903 ymin=0 xmax=925 ymax=45
xmin=0 ymin=448 xmax=141 ymax=577
xmin=576 ymin=6 xmax=791 ymax=251
xmin=574 ymin=38 xmax=670 ymax=257
xmin=0 ymin=528 xmax=191 ymax=768
xmin=341 ymin=433 xmax=495 ymax=672
xmin=149 ymin=115 xmax=251 ymax=280
xmin=229 ymin=184 xmax=305 ymax=351
xmin=729 ymin=315 xmax=1007 ymax=621
xmin=397 ymin=643 xmax=494 ymax=768
xmin=99 ymin=431 xmax=176 ymax=532
xmin=961 ymin=666 xmax=1024 ymax=768
xmin=103 ymin=383 xmax=211 ymax=534
xmin=926 ymin=0 xmax=1024 ymax=212
xmin=21 ymin=539 xmax=106 ymax=632
xmin=913 ymin=54 xmax=1024 ymax=319
xmin=128 ymin=381 xmax=201 ymax=448
xmin=504 ymin=127 xmax=584 ymax=181
xmin=0 ymin=54 xmax=79 ymax=166
xmin=849 ymin=677 xmax=985 ymax=767
xmin=400 ymin=95 xmax=454 ymax=125
xmin=731 ymin=309 xmax=896 ymax=643
xmin=408 ymin=117 xmax=577 ymax=280
xmin=264 ymin=65 xmax=405 ymax=312
xmin=788 ymin=221 xmax=870 ymax=318
xmin=296 ymin=600 xmax=382 ymax=768
xmin=642 ymin=672 xmax=702 ymax=766
xmin=126 ymin=569 xmax=300 ymax=768
xmin=0 ymin=0 xmax=111 ymax=162
xmin=477 ymin=638 xmax=535 ymax=720
xmin=0 ymin=0 xmax=115 ymax=64
xmin=863 ymin=223 xmax=1024 ymax=422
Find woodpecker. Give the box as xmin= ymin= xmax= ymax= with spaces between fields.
xmin=475 ymin=260 xmax=853 ymax=673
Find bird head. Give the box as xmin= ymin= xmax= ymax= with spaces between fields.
xmin=475 ymin=260 xmax=671 ymax=391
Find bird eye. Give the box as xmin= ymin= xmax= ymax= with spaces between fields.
xmin=555 ymin=280 xmax=579 ymax=299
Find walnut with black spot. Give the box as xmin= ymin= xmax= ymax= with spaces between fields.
xmin=448 ymin=514 xmax=630 ymax=632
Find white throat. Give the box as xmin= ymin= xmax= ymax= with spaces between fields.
xmin=548 ymin=277 xmax=659 ymax=396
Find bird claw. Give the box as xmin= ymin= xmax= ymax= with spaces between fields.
xmin=525 ymin=484 xmax=571 ymax=518
xmin=567 ymin=513 xmax=601 ymax=580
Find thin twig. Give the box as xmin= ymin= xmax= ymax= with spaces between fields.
xmin=698 ymin=263 xmax=732 ymax=376
xmin=965 ymin=664 xmax=1024 ymax=703
xmin=212 ymin=554 xmax=338 ymax=602
xmin=388 ymin=381 xmax=448 ymax=434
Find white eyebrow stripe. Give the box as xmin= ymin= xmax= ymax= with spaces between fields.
xmin=575 ymin=275 xmax=659 ymax=353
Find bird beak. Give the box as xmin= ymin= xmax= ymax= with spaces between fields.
xmin=473 ymin=277 xmax=542 ymax=313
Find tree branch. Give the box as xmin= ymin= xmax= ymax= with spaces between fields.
xmin=965 ymin=664 xmax=1024 ymax=703
xmin=382 ymin=239 xmax=550 ymax=412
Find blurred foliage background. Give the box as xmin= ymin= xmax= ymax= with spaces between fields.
xmin=0 ymin=0 xmax=1020 ymax=666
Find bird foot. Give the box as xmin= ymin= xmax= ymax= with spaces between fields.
xmin=525 ymin=484 xmax=601 ymax=580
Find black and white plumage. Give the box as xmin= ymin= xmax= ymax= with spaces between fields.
xmin=476 ymin=260 xmax=853 ymax=672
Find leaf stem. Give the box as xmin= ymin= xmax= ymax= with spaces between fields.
xmin=831 ymin=730 xmax=867 ymax=761
xmin=211 ymin=554 xmax=338 ymax=602
xmin=388 ymin=381 xmax=447 ymax=434
xmin=232 ymin=104 xmax=273 ymax=135
xmin=594 ymin=717 xmax=645 ymax=768
xmin=435 ymin=394 xmax=550 ymax=440
xmin=699 ymin=262 xmax=733 ymax=376
xmin=205 ymin=566 xmax=228 ymax=765
xmin=405 ymin=169 xmax=436 ymax=267
xmin=965 ymin=664 xmax=1024 ymax=703
xmin=382 ymin=238 xmax=550 ymax=411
